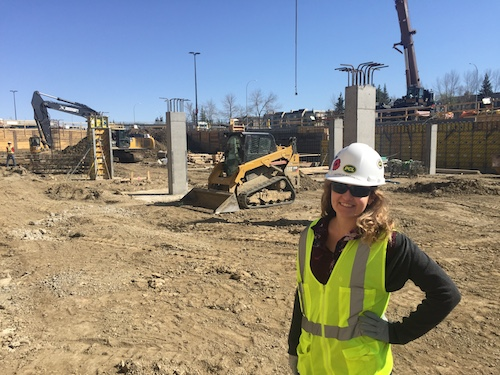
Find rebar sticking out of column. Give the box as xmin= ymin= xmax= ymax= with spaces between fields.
xmin=336 ymin=62 xmax=388 ymax=87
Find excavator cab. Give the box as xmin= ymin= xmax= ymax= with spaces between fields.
xmin=112 ymin=129 xmax=131 ymax=148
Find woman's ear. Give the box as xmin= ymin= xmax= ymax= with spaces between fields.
xmin=368 ymin=192 xmax=376 ymax=206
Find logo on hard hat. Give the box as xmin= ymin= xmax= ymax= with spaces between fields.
xmin=332 ymin=159 xmax=341 ymax=171
xmin=343 ymin=165 xmax=356 ymax=173
xmin=377 ymin=160 xmax=383 ymax=169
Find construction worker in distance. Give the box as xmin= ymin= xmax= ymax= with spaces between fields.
xmin=287 ymin=142 xmax=461 ymax=374
xmin=6 ymin=141 xmax=16 ymax=167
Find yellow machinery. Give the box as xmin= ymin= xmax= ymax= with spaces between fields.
xmin=31 ymin=91 xmax=155 ymax=164
xmin=229 ymin=118 xmax=245 ymax=132
xmin=29 ymin=136 xmax=43 ymax=154
xmin=110 ymin=124 xmax=156 ymax=162
xmin=28 ymin=135 xmax=44 ymax=164
xmin=87 ymin=114 xmax=114 ymax=180
xmin=181 ymin=132 xmax=300 ymax=213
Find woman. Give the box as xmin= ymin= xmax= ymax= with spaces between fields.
xmin=287 ymin=143 xmax=460 ymax=374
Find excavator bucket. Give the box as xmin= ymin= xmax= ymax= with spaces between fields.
xmin=180 ymin=188 xmax=241 ymax=214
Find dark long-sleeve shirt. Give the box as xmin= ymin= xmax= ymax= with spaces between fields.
xmin=288 ymin=217 xmax=461 ymax=355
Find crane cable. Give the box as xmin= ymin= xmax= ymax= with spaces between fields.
xmin=295 ymin=0 xmax=298 ymax=95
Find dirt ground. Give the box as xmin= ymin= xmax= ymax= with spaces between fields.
xmin=0 ymin=156 xmax=499 ymax=375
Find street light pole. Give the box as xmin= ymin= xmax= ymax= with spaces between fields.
xmin=246 ymin=80 xmax=256 ymax=128
xmin=10 ymin=90 xmax=18 ymax=120
xmin=189 ymin=52 xmax=200 ymax=129
xmin=469 ymin=62 xmax=479 ymax=106
xmin=133 ymin=102 xmax=141 ymax=125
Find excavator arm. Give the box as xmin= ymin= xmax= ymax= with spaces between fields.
xmin=31 ymin=91 xmax=99 ymax=148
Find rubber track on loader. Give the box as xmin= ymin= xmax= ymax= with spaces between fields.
xmin=237 ymin=175 xmax=296 ymax=209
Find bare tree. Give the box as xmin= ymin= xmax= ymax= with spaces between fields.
xmin=490 ymin=69 xmax=500 ymax=92
xmin=185 ymin=102 xmax=194 ymax=125
xmin=201 ymin=99 xmax=218 ymax=124
xmin=249 ymin=89 xmax=278 ymax=128
xmin=433 ymin=68 xmax=499 ymax=106
xmin=221 ymin=93 xmax=241 ymax=124
xmin=435 ymin=70 xmax=462 ymax=104
xmin=462 ymin=70 xmax=478 ymax=100
xmin=329 ymin=93 xmax=337 ymax=111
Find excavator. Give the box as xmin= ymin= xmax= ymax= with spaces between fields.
xmin=109 ymin=123 xmax=156 ymax=162
xmin=31 ymin=91 xmax=101 ymax=149
xmin=31 ymin=91 xmax=155 ymax=162
xmin=391 ymin=0 xmax=434 ymax=109
xmin=181 ymin=132 xmax=300 ymax=214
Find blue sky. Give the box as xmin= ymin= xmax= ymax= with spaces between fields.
xmin=1 ymin=0 xmax=499 ymax=123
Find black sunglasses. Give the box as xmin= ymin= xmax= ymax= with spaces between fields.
xmin=330 ymin=182 xmax=374 ymax=197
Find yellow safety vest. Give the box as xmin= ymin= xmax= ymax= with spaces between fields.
xmin=296 ymin=220 xmax=393 ymax=374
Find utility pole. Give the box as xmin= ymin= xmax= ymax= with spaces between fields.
xmin=189 ymin=52 xmax=200 ymax=128
xmin=469 ymin=63 xmax=479 ymax=106
xmin=10 ymin=90 xmax=18 ymax=120
xmin=246 ymin=80 xmax=256 ymax=128
xmin=133 ymin=102 xmax=141 ymax=125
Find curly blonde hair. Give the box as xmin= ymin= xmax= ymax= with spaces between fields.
xmin=320 ymin=181 xmax=395 ymax=244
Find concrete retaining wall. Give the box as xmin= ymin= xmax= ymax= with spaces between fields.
xmin=188 ymin=120 xmax=500 ymax=174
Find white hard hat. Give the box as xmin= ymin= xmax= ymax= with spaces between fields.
xmin=325 ymin=143 xmax=385 ymax=186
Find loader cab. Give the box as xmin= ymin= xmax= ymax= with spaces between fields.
xmin=242 ymin=132 xmax=277 ymax=162
xmin=29 ymin=136 xmax=42 ymax=153
xmin=223 ymin=132 xmax=278 ymax=176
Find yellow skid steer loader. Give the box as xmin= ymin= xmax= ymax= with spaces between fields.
xmin=181 ymin=132 xmax=300 ymax=214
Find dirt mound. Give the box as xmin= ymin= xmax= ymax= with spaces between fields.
xmin=45 ymin=183 xmax=103 ymax=200
xmin=62 ymin=137 xmax=89 ymax=155
xmin=1 ymin=166 xmax=30 ymax=177
xmin=299 ymin=172 xmax=324 ymax=191
xmin=393 ymin=177 xmax=500 ymax=196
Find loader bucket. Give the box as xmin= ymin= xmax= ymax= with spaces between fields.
xmin=180 ymin=188 xmax=241 ymax=214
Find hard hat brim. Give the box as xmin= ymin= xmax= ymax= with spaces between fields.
xmin=325 ymin=175 xmax=385 ymax=187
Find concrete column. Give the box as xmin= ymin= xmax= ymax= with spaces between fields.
xmin=328 ymin=117 xmax=344 ymax=166
xmin=424 ymin=123 xmax=438 ymax=175
xmin=343 ymin=85 xmax=376 ymax=147
xmin=165 ymin=112 xmax=188 ymax=195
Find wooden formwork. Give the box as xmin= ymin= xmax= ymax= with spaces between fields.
xmin=492 ymin=154 xmax=500 ymax=174
xmin=375 ymin=120 xmax=500 ymax=174
xmin=168 ymin=121 xmax=500 ymax=174
xmin=1 ymin=127 xmax=87 ymax=152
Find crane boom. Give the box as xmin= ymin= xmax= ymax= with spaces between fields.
xmin=393 ymin=0 xmax=420 ymax=89
xmin=392 ymin=0 xmax=433 ymax=108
